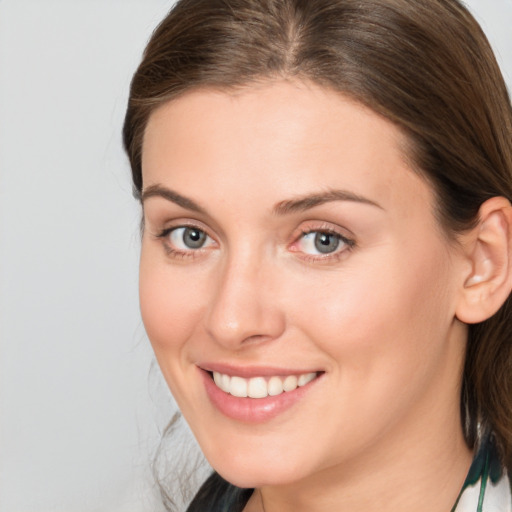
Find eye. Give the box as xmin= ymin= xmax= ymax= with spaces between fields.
xmin=168 ymin=226 xmax=215 ymax=251
xmin=297 ymin=230 xmax=352 ymax=256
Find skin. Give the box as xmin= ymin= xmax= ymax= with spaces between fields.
xmin=140 ymin=80 xmax=475 ymax=512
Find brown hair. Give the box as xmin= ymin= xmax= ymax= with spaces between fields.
xmin=124 ymin=0 xmax=512 ymax=471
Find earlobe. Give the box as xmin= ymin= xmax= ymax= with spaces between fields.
xmin=456 ymin=197 xmax=512 ymax=324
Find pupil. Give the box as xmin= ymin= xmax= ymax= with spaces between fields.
xmin=184 ymin=228 xmax=205 ymax=248
xmin=314 ymin=232 xmax=339 ymax=254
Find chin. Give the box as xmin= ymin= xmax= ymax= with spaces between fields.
xmin=208 ymin=451 xmax=310 ymax=489
xmin=217 ymin=468 xmax=299 ymax=489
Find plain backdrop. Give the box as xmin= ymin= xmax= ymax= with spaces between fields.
xmin=0 ymin=1 xmax=510 ymax=511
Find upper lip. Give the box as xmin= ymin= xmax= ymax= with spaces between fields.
xmin=198 ymin=363 xmax=322 ymax=378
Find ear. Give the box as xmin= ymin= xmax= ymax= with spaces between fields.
xmin=456 ymin=197 xmax=512 ymax=324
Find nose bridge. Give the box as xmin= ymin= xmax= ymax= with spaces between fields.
xmin=204 ymin=244 xmax=284 ymax=348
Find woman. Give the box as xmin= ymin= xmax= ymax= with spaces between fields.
xmin=123 ymin=0 xmax=512 ymax=510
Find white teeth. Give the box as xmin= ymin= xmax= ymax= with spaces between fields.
xmin=230 ymin=376 xmax=248 ymax=397
xmin=220 ymin=373 xmax=230 ymax=393
xmin=298 ymin=372 xmax=316 ymax=387
xmin=211 ymin=371 xmax=318 ymax=398
xmin=267 ymin=376 xmax=284 ymax=396
xmin=283 ymin=375 xmax=298 ymax=392
xmin=213 ymin=372 xmax=232 ymax=392
xmin=248 ymin=377 xmax=267 ymax=399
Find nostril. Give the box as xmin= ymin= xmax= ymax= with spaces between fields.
xmin=243 ymin=334 xmax=270 ymax=344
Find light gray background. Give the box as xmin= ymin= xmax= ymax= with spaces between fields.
xmin=0 ymin=1 xmax=510 ymax=511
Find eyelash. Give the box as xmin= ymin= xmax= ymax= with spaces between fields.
xmin=292 ymin=226 xmax=356 ymax=263
xmin=154 ymin=224 xmax=216 ymax=260
xmin=153 ymin=223 xmax=356 ymax=263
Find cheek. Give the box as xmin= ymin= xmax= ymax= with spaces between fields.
xmin=139 ymin=250 xmax=204 ymax=361
xmin=285 ymin=242 xmax=457 ymax=388
xmin=276 ymin=247 xmax=461 ymax=464
xmin=138 ymin=251 xmax=215 ymax=423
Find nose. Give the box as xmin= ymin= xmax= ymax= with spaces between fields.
xmin=204 ymin=252 xmax=286 ymax=350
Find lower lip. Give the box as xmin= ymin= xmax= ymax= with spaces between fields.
xmin=201 ymin=370 xmax=321 ymax=423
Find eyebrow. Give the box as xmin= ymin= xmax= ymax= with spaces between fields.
xmin=141 ymin=184 xmax=206 ymax=214
xmin=273 ymin=189 xmax=383 ymax=215
xmin=141 ymin=184 xmax=383 ymax=216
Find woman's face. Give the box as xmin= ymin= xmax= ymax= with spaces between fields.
xmin=140 ymin=81 xmax=468 ymax=487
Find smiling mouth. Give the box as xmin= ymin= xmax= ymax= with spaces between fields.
xmin=210 ymin=371 xmax=321 ymax=399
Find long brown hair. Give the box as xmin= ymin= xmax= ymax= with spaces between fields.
xmin=124 ymin=0 xmax=512 ymax=472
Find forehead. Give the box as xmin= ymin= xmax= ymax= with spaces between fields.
xmin=143 ymin=81 xmax=405 ymax=163
xmin=142 ymin=80 xmax=434 ymax=223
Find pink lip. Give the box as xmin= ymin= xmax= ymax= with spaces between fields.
xmin=199 ymin=362 xmax=320 ymax=378
xmin=199 ymin=367 xmax=322 ymax=423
